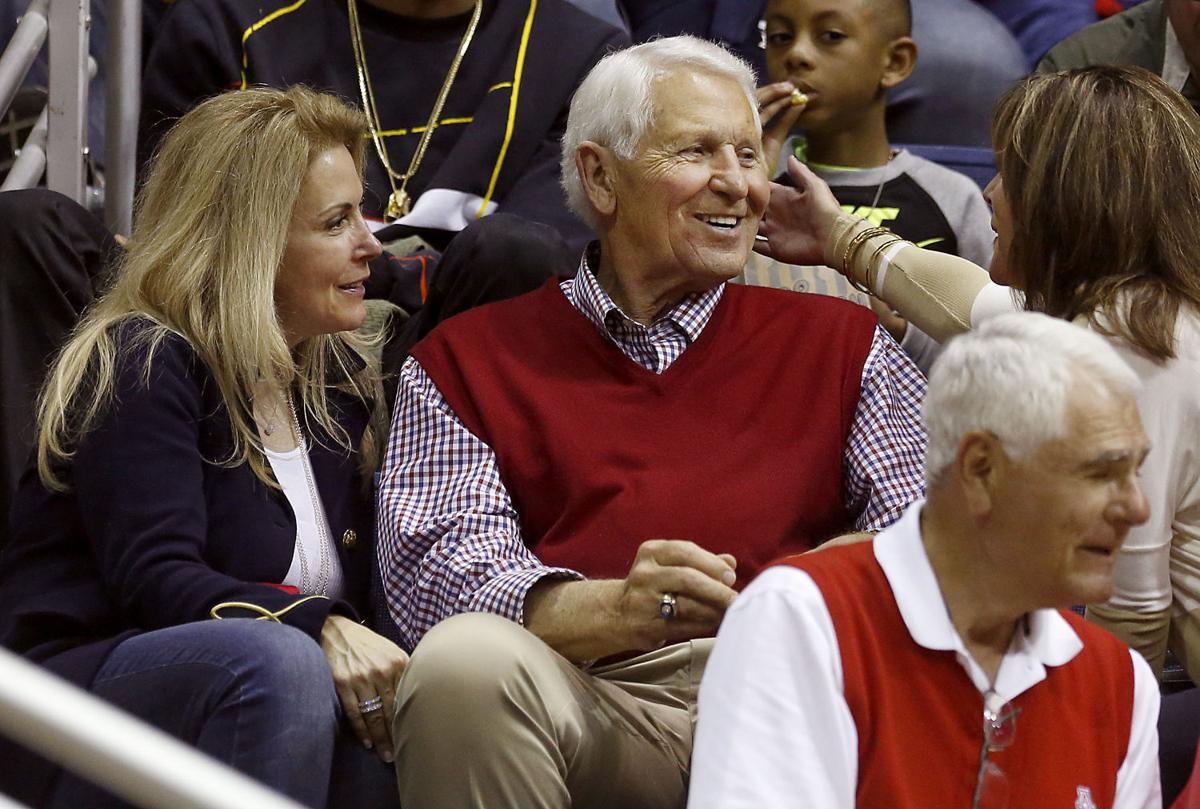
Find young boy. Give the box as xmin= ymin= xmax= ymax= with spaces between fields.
xmin=744 ymin=0 xmax=993 ymax=372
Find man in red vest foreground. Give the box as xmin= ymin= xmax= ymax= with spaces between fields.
xmin=376 ymin=35 xmax=926 ymax=807
xmin=689 ymin=311 xmax=1161 ymax=809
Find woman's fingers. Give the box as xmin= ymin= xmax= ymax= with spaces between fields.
xmin=355 ymin=646 xmax=408 ymax=762
xmin=319 ymin=615 xmax=409 ymax=763
xmin=345 ymin=655 xmax=405 ymax=762
xmin=371 ymin=652 xmax=408 ymax=762
xmin=356 ymin=682 xmax=395 ymax=763
xmin=335 ymin=679 xmax=373 ymax=752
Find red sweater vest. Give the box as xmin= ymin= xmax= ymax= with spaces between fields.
xmin=779 ymin=543 xmax=1135 ymax=809
xmin=411 ymin=279 xmax=876 ymax=586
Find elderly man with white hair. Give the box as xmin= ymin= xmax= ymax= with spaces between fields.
xmin=376 ymin=35 xmax=926 ymax=808
xmin=689 ymin=311 xmax=1161 ymax=809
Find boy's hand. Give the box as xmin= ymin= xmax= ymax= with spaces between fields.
xmin=756 ymin=82 xmax=807 ymax=173
xmin=756 ymin=156 xmax=843 ymax=266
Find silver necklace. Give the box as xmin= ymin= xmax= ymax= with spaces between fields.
xmin=287 ymin=393 xmax=331 ymax=596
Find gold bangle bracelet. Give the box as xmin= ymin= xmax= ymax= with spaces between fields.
xmin=840 ymin=226 xmax=891 ymax=279
xmin=863 ymin=236 xmax=908 ymax=295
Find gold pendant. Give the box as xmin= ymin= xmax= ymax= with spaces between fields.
xmin=385 ymin=189 xmax=410 ymax=221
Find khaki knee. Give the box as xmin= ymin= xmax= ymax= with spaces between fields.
xmin=394 ymin=613 xmax=578 ymax=741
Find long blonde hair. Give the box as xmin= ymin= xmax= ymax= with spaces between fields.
xmin=38 ymin=85 xmax=381 ymax=490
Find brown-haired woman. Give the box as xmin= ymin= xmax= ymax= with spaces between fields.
xmin=0 ymin=85 xmax=405 ymax=807
xmin=759 ymin=64 xmax=1200 ymax=684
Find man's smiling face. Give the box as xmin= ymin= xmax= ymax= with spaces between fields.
xmin=609 ymin=70 xmax=770 ymax=293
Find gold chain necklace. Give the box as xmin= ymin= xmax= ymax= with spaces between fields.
xmin=347 ymin=0 xmax=484 ymax=221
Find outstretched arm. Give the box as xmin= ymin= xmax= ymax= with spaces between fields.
xmin=758 ymin=157 xmax=1014 ymax=343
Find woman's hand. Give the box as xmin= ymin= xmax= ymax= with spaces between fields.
xmin=319 ymin=614 xmax=409 ymax=763
xmin=755 ymin=82 xmax=807 ymax=172
xmin=756 ymin=155 xmax=845 ymax=267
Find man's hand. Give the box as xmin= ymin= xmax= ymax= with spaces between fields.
xmin=756 ymin=156 xmax=844 ymax=267
xmin=869 ymin=296 xmax=908 ymax=343
xmin=320 ymin=615 xmax=410 ymax=763
xmin=524 ymin=540 xmax=738 ymax=662
xmin=756 ymin=82 xmax=807 ymax=170
xmin=614 ymin=540 xmax=738 ymax=651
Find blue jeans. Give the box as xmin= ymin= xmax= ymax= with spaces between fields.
xmin=47 ymin=619 xmax=399 ymax=809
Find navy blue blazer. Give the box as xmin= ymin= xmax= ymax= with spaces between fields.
xmin=1 ymin=322 xmax=377 ymax=679
xmin=0 ymin=321 xmax=376 ymax=801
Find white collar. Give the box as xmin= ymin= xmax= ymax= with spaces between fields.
xmin=1164 ymin=13 xmax=1191 ymax=93
xmin=873 ymin=500 xmax=1084 ymax=702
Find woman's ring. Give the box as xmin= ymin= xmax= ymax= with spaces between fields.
xmin=358 ymin=696 xmax=384 ymax=714
xmin=659 ymin=593 xmax=678 ymax=621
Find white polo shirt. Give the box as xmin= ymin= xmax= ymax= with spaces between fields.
xmin=688 ymin=500 xmax=1160 ymax=809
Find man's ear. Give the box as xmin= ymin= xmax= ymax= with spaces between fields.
xmin=880 ymin=36 xmax=917 ymax=91
xmin=575 ymin=141 xmax=619 ymax=218
xmin=955 ymin=431 xmax=1005 ymax=517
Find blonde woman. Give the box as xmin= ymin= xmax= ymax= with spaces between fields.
xmin=0 ymin=86 xmax=406 ymax=808
xmin=760 ymin=65 xmax=1200 ymax=684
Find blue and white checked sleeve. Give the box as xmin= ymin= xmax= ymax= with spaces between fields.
xmin=375 ymin=357 xmax=583 ymax=650
xmin=844 ymin=325 xmax=928 ymax=532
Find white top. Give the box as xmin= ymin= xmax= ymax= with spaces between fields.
xmin=688 ymin=500 xmax=1161 ymax=809
xmin=1096 ymin=309 xmax=1200 ymax=620
xmin=264 ymin=445 xmax=344 ymax=600
xmin=969 ymin=281 xmax=1022 ymax=325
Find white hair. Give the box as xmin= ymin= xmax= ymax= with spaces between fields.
xmin=559 ymin=35 xmax=760 ymax=228
xmin=923 ymin=312 xmax=1141 ymax=485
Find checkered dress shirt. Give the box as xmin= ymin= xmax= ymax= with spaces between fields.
xmin=377 ymin=254 xmax=927 ymax=650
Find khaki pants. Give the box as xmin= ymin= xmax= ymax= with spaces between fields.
xmin=392 ymin=613 xmax=711 ymax=809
